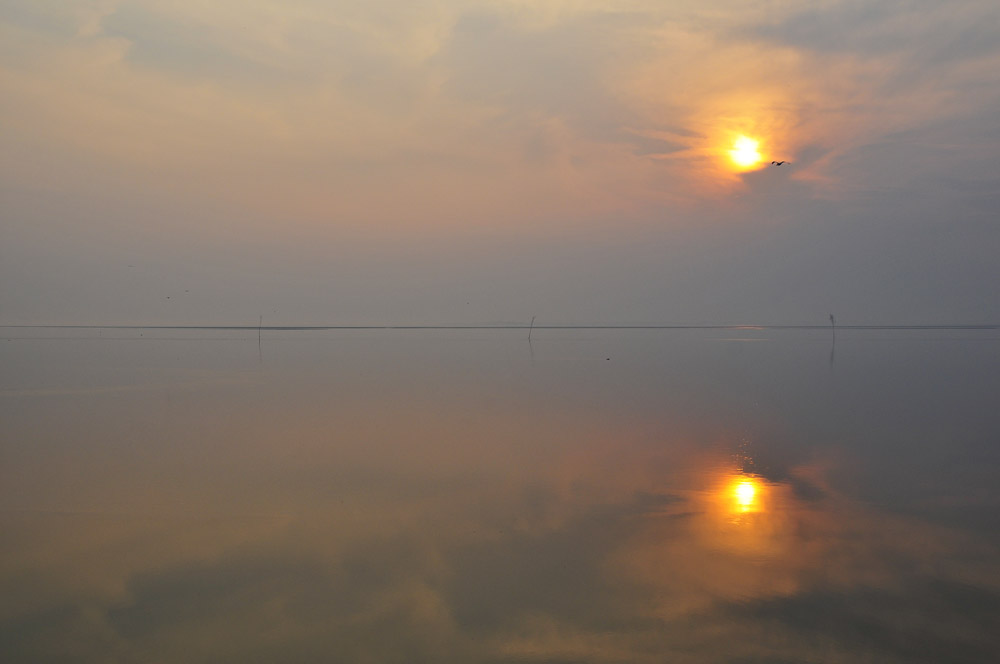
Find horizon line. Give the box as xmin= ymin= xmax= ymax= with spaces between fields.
xmin=2 ymin=324 xmax=998 ymax=331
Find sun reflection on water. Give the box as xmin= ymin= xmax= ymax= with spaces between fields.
xmin=734 ymin=479 xmax=757 ymax=511
xmin=704 ymin=471 xmax=771 ymax=528
xmin=724 ymin=474 xmax=765 ymax=519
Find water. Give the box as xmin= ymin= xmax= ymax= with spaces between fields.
xmin=2 ymin=327 xmax=999 ymax=662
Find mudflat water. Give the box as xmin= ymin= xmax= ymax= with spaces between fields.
xmin=2 ymin=327 xmax=999 ymax=663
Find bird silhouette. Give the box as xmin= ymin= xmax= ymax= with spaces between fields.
xmin=771 ymin=160 xmax=785 ymax=165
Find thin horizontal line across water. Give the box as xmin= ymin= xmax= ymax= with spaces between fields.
xmin=3 ymin=324 xmax=998 ymax=331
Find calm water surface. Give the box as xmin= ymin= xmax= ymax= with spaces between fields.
xmin=2 ymin=328 xmax=999 ymax=662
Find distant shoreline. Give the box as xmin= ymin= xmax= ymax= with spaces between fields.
xmin=3 ymin=324 xmax=998 ymax=331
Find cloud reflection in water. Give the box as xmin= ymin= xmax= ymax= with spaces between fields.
xmin=1 ymin=328 xmax=999 ymax=662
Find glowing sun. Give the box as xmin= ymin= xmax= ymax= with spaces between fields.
xmin=729 ymin=135 xmax=762 ymax=169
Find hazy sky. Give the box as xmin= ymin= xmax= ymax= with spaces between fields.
xmin=2 ymin=0 xmax=998 ymax=325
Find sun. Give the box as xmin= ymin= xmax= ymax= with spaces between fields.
xmin=729 ymin=135 xmax=762 ymax=169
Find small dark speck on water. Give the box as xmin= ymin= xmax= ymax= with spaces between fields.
xmin=606 ymin=357 xmax=611 ymax=360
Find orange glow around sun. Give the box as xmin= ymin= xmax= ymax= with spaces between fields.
xmin=728 ymin=135 xmax=763 ymax=170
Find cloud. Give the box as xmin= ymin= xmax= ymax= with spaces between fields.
xmin=6 ymin=0 xmax=998 ymax=213
xmin=742 ymin=0 xmax=1000 ymax=63
xmin=1 ymin=0 xmax=999 ymax=325
xmin=4 ymin=328 xmax=1000 ymax=660
xmin=723 ymin=580 xmax=1000 ymax=663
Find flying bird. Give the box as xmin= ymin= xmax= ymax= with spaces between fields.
xmin=771 ymin=161 xmax=785 ymax=166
